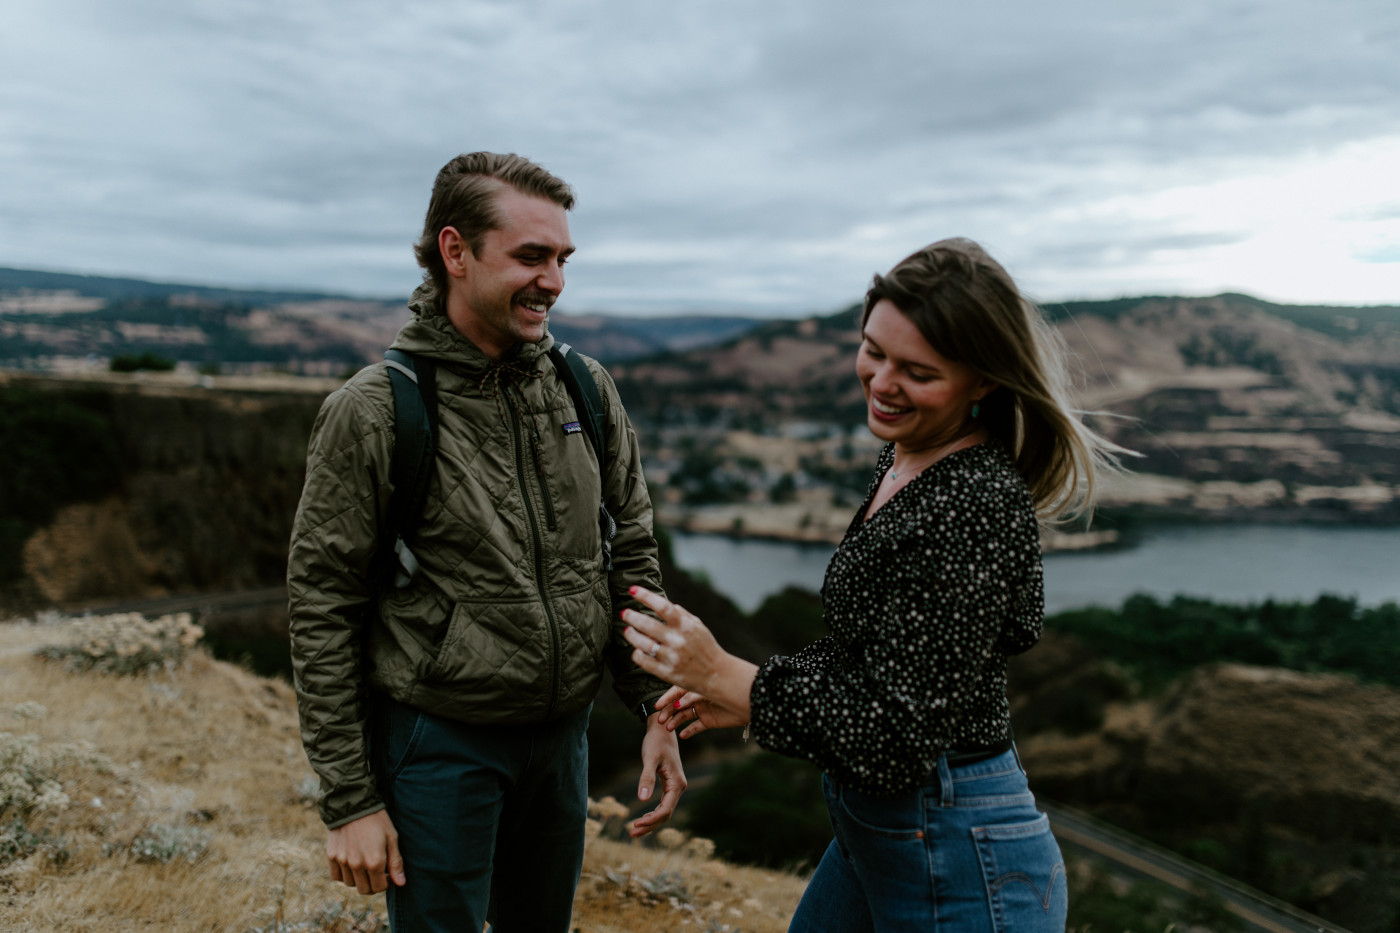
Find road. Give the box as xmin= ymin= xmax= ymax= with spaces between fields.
xmin=1045 ymin=802 xmax=1347 ymax=933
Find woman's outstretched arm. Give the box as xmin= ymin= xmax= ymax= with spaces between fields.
xmin=621 ymin=585 xmax=759 ymax=735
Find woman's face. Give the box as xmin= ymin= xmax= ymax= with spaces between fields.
xmin=856 ymin=299 xmax=993 ymax=451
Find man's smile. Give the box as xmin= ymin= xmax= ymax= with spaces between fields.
xmin=516 ymin=291 xmax=553 ymax=316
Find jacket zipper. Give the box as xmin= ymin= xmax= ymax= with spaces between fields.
xmin=506 ymin=388 xmax=562 ymax=718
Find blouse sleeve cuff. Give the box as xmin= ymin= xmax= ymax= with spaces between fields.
xmin=747 ymin=655 xmax=799 ymax=753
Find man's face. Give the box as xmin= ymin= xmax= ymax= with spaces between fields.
xmin=444 ymin=187 xmax=574 ymax=359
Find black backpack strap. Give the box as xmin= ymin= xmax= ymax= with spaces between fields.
xmin=548 ymin=343 xmax=605 ymax=465
xmin=549 ymin=343 xmax=617 ymax=571
xmin=384 ymin=348 xmax=437 ymax=587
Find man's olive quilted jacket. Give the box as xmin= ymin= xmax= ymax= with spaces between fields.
xmin=287 ymin=289 xmax=668 ymax=828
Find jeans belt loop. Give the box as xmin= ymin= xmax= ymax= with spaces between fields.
xmin=943 ymin=735 xmax=1014 ymax=769
xmin=936 ymin=754 xmax=955 ymax=808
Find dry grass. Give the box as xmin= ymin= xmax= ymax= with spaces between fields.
xmin=0 ymin=616 xmax=806 ymax=932
xmin=573 ymin=834 xmax=806 ymax=933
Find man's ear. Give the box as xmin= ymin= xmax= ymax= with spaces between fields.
xmin=439 ymin=227 xmax=469 ymax=280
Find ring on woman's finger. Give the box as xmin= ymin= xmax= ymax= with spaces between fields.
xmin=647 ymin=641 xmax=660 ymax=658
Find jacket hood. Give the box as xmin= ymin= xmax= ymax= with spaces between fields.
xmin=392 ymin=283 xmax=554 ymax=373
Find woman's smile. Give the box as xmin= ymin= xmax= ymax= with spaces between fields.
xmin=870 ymin=396 xmax=914 ymax=420
xmin=857 ymin=299 xmax=993 ymax=451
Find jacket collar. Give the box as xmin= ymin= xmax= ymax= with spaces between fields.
xmin=390 ymin=284 xmax=554 ymax=377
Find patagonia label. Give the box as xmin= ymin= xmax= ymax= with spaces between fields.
xmin=562 ymin=421 xmax=583 ymax=435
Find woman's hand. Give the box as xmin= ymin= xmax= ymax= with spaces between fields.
xmin=654 ymin=685 xmax=750 ymax=739
xmin=622 ymin=585 xmax=758 ymax=727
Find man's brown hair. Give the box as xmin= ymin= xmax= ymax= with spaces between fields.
xmin=413 ymin=152 xmax=575 ymax=312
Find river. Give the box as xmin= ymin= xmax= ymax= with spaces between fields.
xmin=668 ymin=523 xmax=1400 ymax=614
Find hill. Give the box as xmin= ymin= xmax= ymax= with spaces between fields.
xmin=1015 ymin=644 xmax=1400 ymax=933
xmin=612 ymin=293 xmax=1400 ymax=524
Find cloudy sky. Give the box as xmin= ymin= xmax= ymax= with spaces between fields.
xmin=3 ymin=1 xmax=1397 ymax=316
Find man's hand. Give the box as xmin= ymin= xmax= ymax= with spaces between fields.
xmin=326 ymin=809 xmax=406 ymax=894
xmin=628 ymin=712 xmax=687 ymax=838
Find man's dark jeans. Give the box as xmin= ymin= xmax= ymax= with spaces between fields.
xmin=371 ymin=694 xmax=591 ymax=932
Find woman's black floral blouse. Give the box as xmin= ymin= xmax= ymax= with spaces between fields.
xmin=748 ymin=440 xmax=1044 ymax=797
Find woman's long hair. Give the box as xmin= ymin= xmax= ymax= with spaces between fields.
xmin=862 ymin=238 xmax=1132 ymax=522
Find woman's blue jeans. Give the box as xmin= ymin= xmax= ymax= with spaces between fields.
xmin=789 ymin=748 xmax=1067 ymax=932
xmin=370 ymin=694 xmax=590 ymax=933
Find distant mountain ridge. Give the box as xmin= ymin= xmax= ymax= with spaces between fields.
xmin=1043 ymin=291 xmax=1400 ymax=341
xmin=0 ymin=266 xmax=346 ymax=306
xmin=0 ymin=266 xmax=766 ymax=366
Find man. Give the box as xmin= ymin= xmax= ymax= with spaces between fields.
xmin=287 ymin=152 xmax=685 ymax=932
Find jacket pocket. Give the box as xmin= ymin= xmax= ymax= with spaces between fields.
xmin=544 ymin=429 xmax=605 ymax=560
xmin=553 ymin=581 xmax=610 ymax=689
xmin=423 ymin=601 xmax=548 ymax=698
xmin=587 ymin=576 xmax=612 ymax=655
xmin=424 ymin=602 xmax=481 ymax=680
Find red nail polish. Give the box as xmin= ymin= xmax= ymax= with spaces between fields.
xmin=674 ymin=699 xmax=682 ymax=709
xmin=628 ymin=585 xmax=639 ymax=596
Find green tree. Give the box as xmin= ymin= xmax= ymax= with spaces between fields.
xmin=110 ymin=352 xmax=176 ymax=372
xmin=1049 ymin=593 xmax=1400 ymax=689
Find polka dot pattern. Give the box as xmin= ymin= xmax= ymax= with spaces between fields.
xmin=748 ymin=440 xmax=1044 ymax=797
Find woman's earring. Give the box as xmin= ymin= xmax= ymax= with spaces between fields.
xmin=971 ymin=403 xmax=980 ymax=419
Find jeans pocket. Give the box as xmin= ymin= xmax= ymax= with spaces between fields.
xmin=971 ymin=813 xmax=1068 ymax=932
xmin=378 ymin=698 xmax=428 ymax=778
xmin=837 ymin=784 xmax=924 ymax=841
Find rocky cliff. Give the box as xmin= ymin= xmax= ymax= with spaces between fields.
xmin=0 ymin=370 xmax=329 ymax=610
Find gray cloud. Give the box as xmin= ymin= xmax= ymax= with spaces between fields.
xmin=2 ymin=0 xmax=1397 ymax=312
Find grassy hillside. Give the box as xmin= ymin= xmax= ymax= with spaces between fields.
xmin=1 ymin=611 xmax=1274 ymax=933
xmin=0 ymin=614 xmax=809 ymax=932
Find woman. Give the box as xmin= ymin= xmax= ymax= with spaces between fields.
xmin=622 ymin=238 xmax=1127 ymax=931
